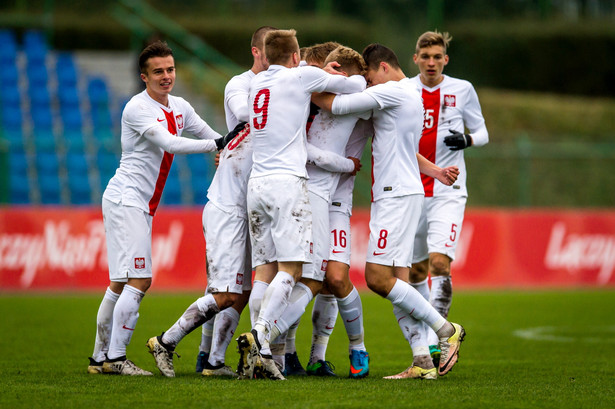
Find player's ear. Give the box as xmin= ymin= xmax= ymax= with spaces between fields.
xmin=443 ymin=54 xmax=449 ymax=66
xmin=140 ymin=72 xmax=147 ymax=83
xmin=412 ymin=54 xmax=419 ymax=65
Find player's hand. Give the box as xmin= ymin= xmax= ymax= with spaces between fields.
xmin=323 ymin=61 xmax=346 ymax=76
xmin=214 ymin=152 xmax=221 ymax=168
xmin=436 ymin=166 xmax=460 ymax=186
xmin=348 ymin=157 xmax=362 ymax=176
xmin=444 ymin=130 xmax=473 ymax=151
xmin=215 ymin=121 xmax=247 ymax=150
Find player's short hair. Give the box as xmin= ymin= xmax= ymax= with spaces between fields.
xmin=251 ymin=26 xmax=278 ymax=50
xmin=264 ymin=29 xmax=299 ymax=65
xmin=304 ymin=41 xmax=341 ymax=67
xmin=324 ymin=46 xmax=367 ymax=76
xmin=362 ymin=43 xmax=401 ymax=71
xmin=139 ymin=40 xmax=173 ymax=74
xmin=415 ymin=31 xmax=452 ymax=54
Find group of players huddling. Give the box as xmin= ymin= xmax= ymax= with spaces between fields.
xmin=87 ymin=25 xmax=488 ymax=381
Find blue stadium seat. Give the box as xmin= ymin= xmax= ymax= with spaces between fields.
xmin=24 ymin=30 xmax=47 ymax=65
xmin=27 ymin=64 xmax=49 ymax=88
xmin=38 ymin=173 xmax=62 ymax=204
xmin=187 ymin=153 xmax=214 ymax=205
xmin=2 ymin=64 xmax=19 ymax=87
xmin=162 ymin=165 xmax=183 ymax=205
xmin=1 ymin=104 xmax=23 ymax=132
xmin=35 ymin=151 xmax=59 ymax=173
xmin=58 ymin=86 xmax=80 ymax=107
xmin=29 ymin=86 xmax=51 ymax=107
xmin=0 ymin=83 xmax=21 ymax=105
xmin=56 ymin=53 xmax=78 ymax=87
xmin=61 ymin=108 xmax=83 ymax=131
xmin=88 ymin=77 xmax=109 ymax=106
xmin=68 ymin=172 xmax=92 ymax=205
xmin=0 ymin=30 xmax=18 ymax=64
xmin=65 ymin=151 xmax=89 ymax=173
xmin=97 ymin=148 xmax=119 ymax=189
xmin=9 ymin=173 xmax=31 ymax=204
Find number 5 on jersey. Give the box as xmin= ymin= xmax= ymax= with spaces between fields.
xmin=253 ymin=89 xmax=270 ymax=130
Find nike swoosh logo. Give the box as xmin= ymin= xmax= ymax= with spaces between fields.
xmin=349 ymin=365 xmax=363 ymax=374
xmin=332 ymin=250 xmax=344 ymax=253
xmin=325 ymin=325 xmax=335 ymax=330
xmin=157 ymin=118 xmax=165 ymax=122
xmin=346 ymin=316 xmax=360 ymax=323
xmin=445 ymin=243 xmax=454 ymax=247
xmin=373 ymin=251 xmax=386 ymax=256
xmin=122 ymin=325 xmax=135 ymax=331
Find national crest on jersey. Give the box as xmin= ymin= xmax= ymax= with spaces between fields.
xmin=175 ymin=114 xmax=184 ymax=130
xmin=444 ymin=94 xmax=456 ymax=107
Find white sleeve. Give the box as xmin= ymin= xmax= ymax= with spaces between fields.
xmin=307 ymin=143 xmax=355 ymax=173
xmin=226 ymin=93 xmax=250 ymax=123
xmin=464 ymin=85 xmax=489 ymax=147
xmin=191 ymin=121 xmax=224 ymax=140
xmin=331 ymin=92 xmax=379 ymax=116
xmin=144 ymin=126 xmax=218 ymax=154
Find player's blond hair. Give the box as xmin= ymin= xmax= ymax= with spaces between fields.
xmin=304 ymin=41 xmax=341 ymax=67
xmin=324 ymin=46 xmax=367 ymax=76
xmin=264 ymin=29 xmax=299 ymax=65
xmin=415 ymin=31 xmax=452 ymax=54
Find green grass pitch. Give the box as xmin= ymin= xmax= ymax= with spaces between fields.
xmin=1 ymin=289 xmax=614 ymax=408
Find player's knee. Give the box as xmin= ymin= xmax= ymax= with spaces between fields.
xmin=409 ymin=267 xmax=428 ymax=283
xmin=365 ymin=273 xmax=387 ymax=297
xmin=430 ymin=256 xmax=451 ymax=277
xmin=214 ymin=292 xmax=239 ymax=309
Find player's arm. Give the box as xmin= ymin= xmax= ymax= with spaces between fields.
xmin=144 ymin=122 xmax=245 ymax=154
xmin=445 ymin=86 xmax=489 ymax=150
xmin=417 ymin=153 xmax=459 ymax=186
xmin=307 ymin=143 xmax=360 ymax=174
xmin=225 ymin=91 xmax=250 ymax=124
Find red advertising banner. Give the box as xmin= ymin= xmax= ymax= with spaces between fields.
xmin=1 ymin=207 xmax=614 ymax=291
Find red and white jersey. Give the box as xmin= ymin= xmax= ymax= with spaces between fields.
xmin=306 ymin=96 xmax=370 ymax=201
xmin=365 ymin=78 xmax=425 ymax=201
xmin=329 ymin=119 xmax=372 ymax=216
xmin=410 ymin=74 xmax=488 ymax=197
xmin=208 ymin=71 xmax=255 ymax=215
xmin=249 ymin=65 xmax=365 ymax=179
xmin=103 ymin=90 xmax=212 ymax=215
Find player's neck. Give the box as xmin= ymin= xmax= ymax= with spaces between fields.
xmin=420 ymin=74 xmax=444 ymax=88
xmin=146 ymin=88 xmax=170 ymax=107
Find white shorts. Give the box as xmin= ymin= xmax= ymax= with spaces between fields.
xmin=203 ymin=202 xmax=252 ymax=294
xmin=412 ymin=195 xmax=467 ymax=263
xmin=247 ymin=174 xmax=312 ymax=267
xmin=328 ymin=209 xmax=351 ymax=265
xmin=302 ymin=191 xmax=329 ymax=281
xmin=102 ymin=198 xmax=153 ymax=282
xmin=366 ymin=194 xmax=423 ymax=267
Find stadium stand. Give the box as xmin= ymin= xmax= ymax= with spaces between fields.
xmin=0 ymin=29 xmax=216 ymax=206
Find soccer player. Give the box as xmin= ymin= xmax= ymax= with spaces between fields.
xmin=264 ymin=46 xmax=370 ymax=378
xmin=194 ymin=25 xmax=277 ymax=378
xmin=312 ymin=43 xmax=466 ymax=380
xmin=87 ymin=41 xmax=237 ymax=376
xmin=389 ymin=31 xmax=489 ymax=379
xmin=236 ymin=29 xmax=368 ymax=380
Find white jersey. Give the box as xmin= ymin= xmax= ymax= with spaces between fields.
xmin=104 ymin=90 xmax=217 ymax=215
xmin=329 ymin=119 xmax=372 ymax=216
xmin=223 ymin=70 xmax=254 ymax=131
xmin=409 ymin=74 xmax=488 ymax=197
xmin=249 ymin=65 xmax=365 ymax=179
xmin=306 ymin=100 xmax=369 ymax=201
xmin=363 ymin=78 xmax=424 ymax=201
xmin=207 ymin=71 xmax=254 ymax=215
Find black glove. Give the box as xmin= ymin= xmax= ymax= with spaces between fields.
xmin=444 ymin=129 xmax=473 ymax=151
xmin=215 ymin=121 xmax=248 ymax=150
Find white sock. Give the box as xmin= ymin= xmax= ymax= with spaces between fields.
xmin=270 ymin=339 xmax=287 ymax=372
xmin=336 ymin=287 xmax=366 ymax=352
xmin=411 ymin=278 xmax=430 ymax=300
xmin=285 ymin=319 xmax=300 ymax=354
xmin=430 ymin=275 xmax=453 ymax=318
xmin=107 ymin=285 xmax=144 ymax=360
xmin=208 ymin=307 xmax=240 ymax=366
xmin=92 ymin=287 xmax=120 ymax=362
xmin=309 ymin=293 xmax=337 ymax=364
xmin=393 ymin=305 xmax=430 ymax=362
xmin=255 ymin=271 xmax=295 ymax=345
xmin=199 ymin=318 xmax=214 ymax=353
xmin=386 ymin=278 xmax=446 ymax=334
xmin=249 ymin=280 xmax=269 ymax=328
xmin=162 ymin=294 xmax=220 ymax=349
xmin=271 ymin=282 xmax=313 ymax=341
